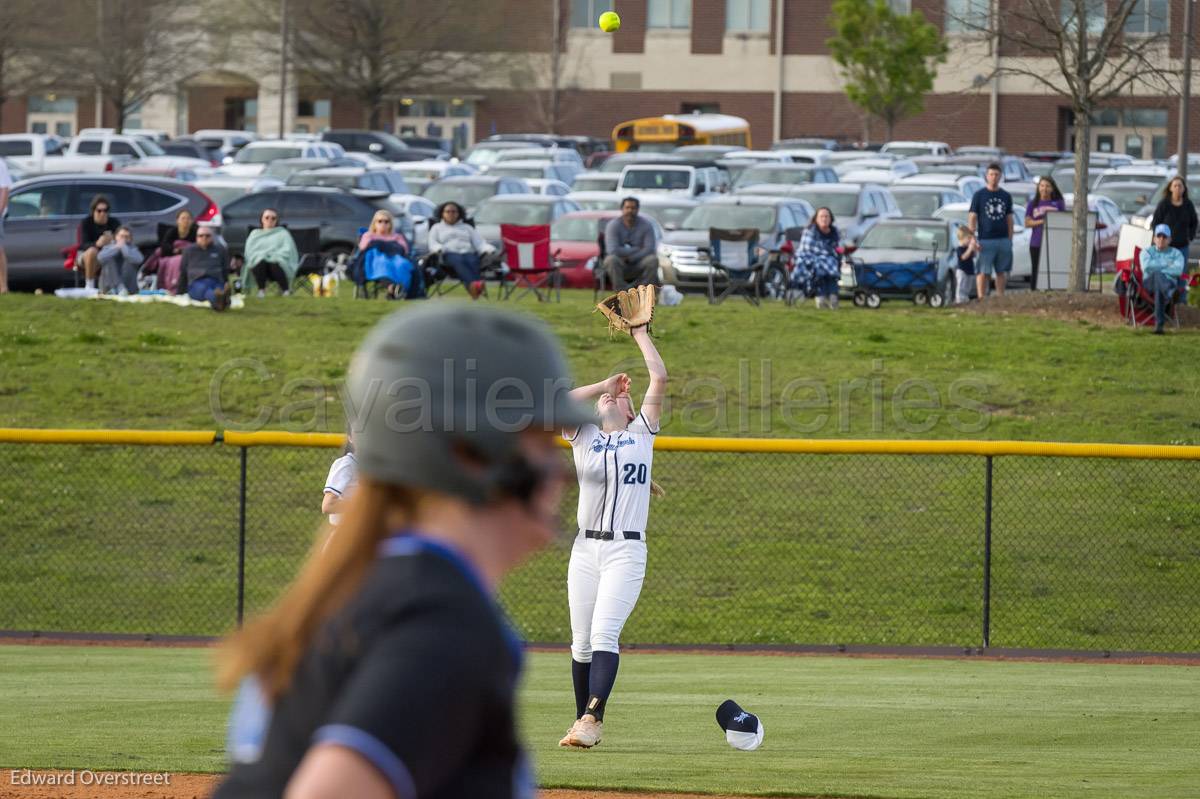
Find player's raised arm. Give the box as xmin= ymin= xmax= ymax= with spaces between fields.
xmin=632 ymin=326 xmax=667 ymax=429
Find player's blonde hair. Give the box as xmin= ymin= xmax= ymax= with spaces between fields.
xmin=217 ymin=479 xmax=420 ymax=699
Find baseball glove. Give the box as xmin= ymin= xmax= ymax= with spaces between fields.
xmin=596 ymin=284 xmax=656 ymax=335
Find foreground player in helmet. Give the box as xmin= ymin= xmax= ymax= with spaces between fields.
xmin=559 ymin=322 xmax=668 ymax=749
xmin=214 ymin=305 xmax=595 ymax=799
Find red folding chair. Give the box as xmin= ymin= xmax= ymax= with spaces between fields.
xmin=500 ymin=223 xmax=562 ymax=302
xmin=1116 ymin=246 xmax=1181 ymax=330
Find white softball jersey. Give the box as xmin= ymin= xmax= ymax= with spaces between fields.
xmin=564 ymin=414 xmax=658 ymax=660
xmin=564 ymin=413 xmax=658 ymax=535
xmin=323 ymin=453 xmax=357 ymax=526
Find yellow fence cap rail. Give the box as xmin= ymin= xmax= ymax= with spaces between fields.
xmin=0 ymin=428 xmax=216 ymax=446
xmin=222 ymin=430 xmax=346 ymax=448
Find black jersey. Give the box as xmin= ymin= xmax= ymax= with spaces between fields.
xmin=214 ymin=535 xmax=533 ymax=799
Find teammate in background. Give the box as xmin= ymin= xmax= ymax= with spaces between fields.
xmin=214 ymin=305 xmax=594 ymax=799
xmin=559 ymin=324 xmax=668 ymax=749
xmin=321 ymin=430 xmax=357 ymax=526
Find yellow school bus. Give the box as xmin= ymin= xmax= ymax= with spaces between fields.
xmin=611 ymin=113 xmax=752 ymax=153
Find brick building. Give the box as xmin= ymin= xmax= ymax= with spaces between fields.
xmin=5 ymin=0 xmax=1197 ymax=158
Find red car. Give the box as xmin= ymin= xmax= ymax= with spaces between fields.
xmin=550 ymin=210 xmax=665 ymax=288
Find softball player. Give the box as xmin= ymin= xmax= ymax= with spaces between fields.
xmin=559 ymin=325 xmax=668 ymax=749
xmin=214 ymin=305 xmax=594 ymax=799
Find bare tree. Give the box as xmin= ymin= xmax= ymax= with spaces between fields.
xmin=50 ymin=0 xmax=207 ymax=133
xmin=0 ymin=1 xmax=57 ymax=123
xmin=953 ymin=0 xmax=1177 ymax=290
xmin=507 ymin=6 xmax=585 ymax=134
xmin=246 ymin=0 xmax=506 ymax=130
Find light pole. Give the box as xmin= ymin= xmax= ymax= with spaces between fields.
xmin=279 ymin=0 xmax=289 ymax=137
xmin=1178 ymin=0 xmax=1194 ymax=183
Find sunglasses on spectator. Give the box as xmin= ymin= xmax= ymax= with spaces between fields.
xmin=95 ymin=207 xmax=109 ymax=213
xmin=263 ymin=215 xmax=277 ymax=220
xmin=197 ymin=233 xmax=213 ymax=239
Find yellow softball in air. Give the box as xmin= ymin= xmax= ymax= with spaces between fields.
xmin=599 ymin=11 xmax=621 ymax=32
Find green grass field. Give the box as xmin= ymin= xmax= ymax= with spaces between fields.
xmin=0 ymin=645 xmax=1196 ymax=799
xmin=1 ymin=291 xmax=1199 ymax=651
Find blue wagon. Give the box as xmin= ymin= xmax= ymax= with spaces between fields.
xmin=845 ymin=258 xmax=945 ymax=309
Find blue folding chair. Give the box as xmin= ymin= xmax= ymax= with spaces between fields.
xmin=701 ymin=227 xmax=765 ymax=305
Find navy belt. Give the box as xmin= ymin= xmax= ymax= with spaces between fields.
xmin=584 ymin=529 xmax=642 ymax=541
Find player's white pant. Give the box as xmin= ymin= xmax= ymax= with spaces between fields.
xmin=567 ymin=533 xmax=646 ymax=661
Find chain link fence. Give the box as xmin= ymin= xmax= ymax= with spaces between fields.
xmin=0 ymin=431 xmax=1197 ymax=652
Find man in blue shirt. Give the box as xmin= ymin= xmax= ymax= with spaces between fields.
xmin=1141 ymin=223 xmax=1186 ymax=334
xmin=967 ymin=163 xmax=1014 ymax=299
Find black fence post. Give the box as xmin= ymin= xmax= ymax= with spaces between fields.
xmin=237 ymin=446 xmax=248 ymax=628
xmin=982 ymin=455 xmax=993 ymax=649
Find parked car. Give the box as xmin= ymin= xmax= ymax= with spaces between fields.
xmin=1094 ymin=165 xmax=1173 ymax=190
xmin=618 ymin=164 xmax=723 ymax=197
xmin=1064 ymin=193 xmax=1126 ymax=272
xmin=732 ymin=163 xmax=839 ymax=189
xmin=771 ymin=137 xmax=843 ymax=151
xmin=842 ymin=217 xmax=959 ymax=303
xmin=880 ymin=140 xmax=953 ymax=158
xmin=564 ymin=191 xmax=625 ymax=211
xmin=933 ymin=201 xmax=1033 ymax=283
xmin=220 ymin=187 xmax=404 ymax=263
xmin=634 ymin=195 xmax=700 ymax=231
xmin=193 ymin=176 xmax=262 ymax=209
xmin=834 ymin=157 xmax=918 ymax=180
xmin=4 ymin=174 xmax=220 ymax=286
xmin=320 ymin=129 xmax=445 ymax=162
xmin=898 ymin=172 xmax=987 ymax=199
xmin=162 ymin=138 xmax=222 ymax=166
xmin=462 ymin=140 xmax=536 ymax=170
xmin=285 ymin=166 xmax=411 ymax=198
xmin=493 ymin=147 xmax=584 ymax=167
xmin=1093 ymin=181 xmax=1160 ymax=217
xmin=219 ymin=140 xmax=345 ymax=177
xmin=597 ymin=152 xmax=690 ymax=173
xmin=786 ymin=183 xmax=902 ymax=245
xmin=386 ymin=194 xmax=438 ymax=256
xmin=80 ymin=127 xmax=170 ymax=143
xmin=570 ymin=171 xmax=621 ymax=193
xmin=523 ymin=178 xmax=572 ymax=196
xmin=421 ymin=175 xmax=531 ymax=216
xmin=192 ymin=129 xmax=257 ymax=160
xmin=657 ymin=196 xmax=815 ymax=291
xmin=400 ymin=136 xmax=454 ymax=156
xmin=672 ymin=144 xmax=748 ymax=158
xmin=470 ymin=194 xmax=582 ymax=251
xmin=890 ymin=185 xmax=968 ymax=218
xmin=383 ymin=161 xmax=476 ymax=194
xmin=0 ymin=133 xmax=130 ymax=174
xmin=68 ymin=133 xmax=210 ymax=171
xmin=258 ymin=157 xmax=339 ymax=185
xmin=1049 ymin=165 xmax=1106 ymax=191
xmin=489 ymin=160 xmax=580 ymax=185
xmin=838 ymin=169 xmax=901 ymax=186
xmin=481 ymin=133 xmax=609 ymax=158
xmin=769 ymin=148 xmax=835 ymax=165
xmin=550 ymin=209 xmax=666 ymax=288
xmin=956 ymin=145 xmax=1004 ymax=158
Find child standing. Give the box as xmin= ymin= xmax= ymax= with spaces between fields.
xmin=954 ymin=226 xmax=979 ymax=305
xmin=321 ymin=433 xmax=357 ymax=526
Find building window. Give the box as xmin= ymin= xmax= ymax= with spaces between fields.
xmin=1061 ymin=0 xmax=1106 ymax=35
xmin=28 ymin=94 xmax=78 ymax=114
xmin=649 ymin=0 xmax=691 ymax=28
xmin=681 ymin=102 xmax=720 ymax=114
xmin=945 ymin=0 xmax=989 ymax=32
xmin=1124 ymin=0 xmax=1167 ymax=34
xmin=570 ymin=0 xmax=613 ymax=28
xmin=726 ymin=0 xmax=769 ymax=32
xmin=888 ymin=0 xmax=912 ymax=13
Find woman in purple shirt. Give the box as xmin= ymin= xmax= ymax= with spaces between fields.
xmin=1024 ymin=176 xmax=1065 ymax=291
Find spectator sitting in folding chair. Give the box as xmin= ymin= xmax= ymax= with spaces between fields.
xmin=1142 ymin=223 xmax=1186 ymax=335
xmin=97 ymin=226 xmax=144 ymax=295
xmin=243 ymin=208 xmax=299 ymax=298
xmin=142 ymin=209 xmax=197 ymax=294
xmin=428 ymin=201 xmax=495 ymax=299
xmin=356 ymin=209 xmax=421 ymax=300
xmin=603 ymin=197 xmax=659 ymax=290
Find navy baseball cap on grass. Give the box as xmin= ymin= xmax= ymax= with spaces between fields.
xmin=716 ymin=699 xmax=764 ymax=751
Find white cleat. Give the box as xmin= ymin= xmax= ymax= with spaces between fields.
xmin=559 ymin=716 xmax=602 ymax=748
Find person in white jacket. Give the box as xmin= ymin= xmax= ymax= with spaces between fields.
xmin=97 ymin=227 xmax=145 ymax=295
xmin=428 ymin=201 xmax=496 ymax=297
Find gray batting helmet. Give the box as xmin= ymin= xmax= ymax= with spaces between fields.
xmin=347 ymin=304 xmax=595 ymax=504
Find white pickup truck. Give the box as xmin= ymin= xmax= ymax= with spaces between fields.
xmin=67 ymin=133 xmax=212 ymax=172
xmin=0 ymin=133 xmax=132 ymax=174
